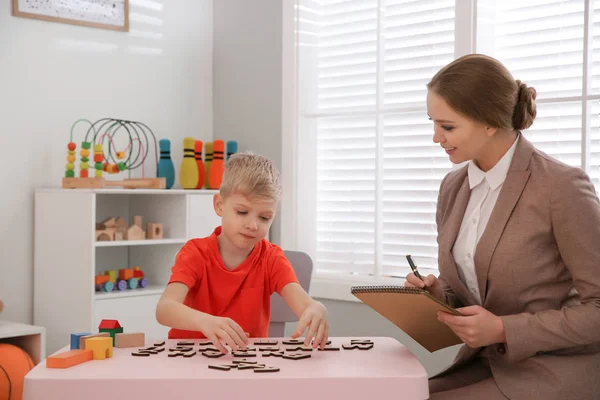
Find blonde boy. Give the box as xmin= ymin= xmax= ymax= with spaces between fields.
xmin=156 ymin=152 xmax=329 ymax=353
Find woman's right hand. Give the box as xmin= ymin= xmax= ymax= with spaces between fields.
xmin=405 ymin=273 xmax=445 ymax=302
xmin=197 ymin=314 xmax=249 ymax=353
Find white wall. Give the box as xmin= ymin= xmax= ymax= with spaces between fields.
xmin=0 ymin=1 xmax=214 ymax=324
xmin=213 ymin=0 xmax=283 ymax=244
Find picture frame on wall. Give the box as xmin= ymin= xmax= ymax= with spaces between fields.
xmin=11 ymin=0 xmax=129 ymax=32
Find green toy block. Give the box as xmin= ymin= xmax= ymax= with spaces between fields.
xmin=100 ymin=327 xmax=124 ymax=345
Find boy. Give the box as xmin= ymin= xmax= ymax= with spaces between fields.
xmin=156 ymin=152 xmax=329 ymax=354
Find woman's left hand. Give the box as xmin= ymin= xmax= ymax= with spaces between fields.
xmin=437 ymin=305 xmax=506 ymax=348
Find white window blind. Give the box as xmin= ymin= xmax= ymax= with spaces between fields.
xmin=296 ymin=0 xmax=600 ymax=284
xmin=296 ymin=0 xmax=455 ymax=279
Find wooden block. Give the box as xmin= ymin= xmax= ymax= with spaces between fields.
xmin=131 ymin=352 xmax=150 ymax=357
xmin=254 ymin=366 xmax=280 ymax=373
xmin=62 ymin=177 xmax=105 ymax=189
xmin=46 ymin=349 xmax=93 ymax=369
xmin=85 ymin=337 xmax=113 ymax=360
xmin=115 ymin=333 xmax=145 ymax=348
xmin=282 ymin=353 xmax=311 ymax=360
xmin=254 ymin=340 xmax=278 ymax=346
xmin=79 ymin=332 xmax=110 ymax=349
xmin=70 ymin=332 xmax=91 ymax=350
xmin=147 ymin=223 xmax=163 ymax=239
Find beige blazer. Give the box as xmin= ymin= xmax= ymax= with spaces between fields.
xmin=435 ymin=134 xmax=600 ymax=400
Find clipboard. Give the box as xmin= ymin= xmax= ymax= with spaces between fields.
xmin=351 ymin=285 xmax=464 ymax=352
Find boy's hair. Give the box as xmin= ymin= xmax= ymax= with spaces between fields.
xmin=219 ymin=152 xmax=282 ymax=202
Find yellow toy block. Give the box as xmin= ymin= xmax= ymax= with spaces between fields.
xmin=85 ymin=336 xmax=113 ymax=360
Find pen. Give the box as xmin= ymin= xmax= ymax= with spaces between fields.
xmin=406 ymin=255 xmax=424 ymax=281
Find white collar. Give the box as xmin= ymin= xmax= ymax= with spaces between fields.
xmin=468 ymin=135 xmax=519 ymax=190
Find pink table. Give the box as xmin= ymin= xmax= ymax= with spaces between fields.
xmin=24 ymin=337 xmax=428 ymax=400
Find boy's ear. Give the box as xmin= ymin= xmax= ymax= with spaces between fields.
xmin=213 ymin=193 xmax=224 ymax=217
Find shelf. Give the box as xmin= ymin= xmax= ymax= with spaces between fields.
xmin=95 ymin=238 xmax=187 ymax=247
xmin=36 ymin=188 xmax=219 ymax=195
xmin=94 ymin=285 xmax=166 ymax=300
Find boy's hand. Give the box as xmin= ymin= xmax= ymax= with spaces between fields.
xmin=197 ymin=315 xmax=249 ymax=353
xmin=291 ymin=301 xmax=329 ymax=349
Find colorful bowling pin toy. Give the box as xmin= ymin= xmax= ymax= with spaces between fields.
xmin=195 ymin=140 xmax=205 ymax=189
xmin=204 ymin=142 xmax=213 ymax=189
xmin=157 ymin=139 xmax=175 ymax=189
xmin=209 ymin=140 xmax=225 ymax=189
xmin=226 ymin=140 xmax=238 ymax=162
xmin=180 ymin=137 xmax=199 ymax=189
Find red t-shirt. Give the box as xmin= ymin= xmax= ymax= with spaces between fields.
xmin=167 ymin=226 xmax=299 ymax=339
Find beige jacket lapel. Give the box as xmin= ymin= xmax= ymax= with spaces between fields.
xmin=473 ymin=135 xmax=534 ymax=302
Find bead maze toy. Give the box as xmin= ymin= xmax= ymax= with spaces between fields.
xmin=63 ymin=118 xmax=166 ymax=189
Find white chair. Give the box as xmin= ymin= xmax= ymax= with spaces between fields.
xmin=268 ymin=250 xmax=313 ymax=337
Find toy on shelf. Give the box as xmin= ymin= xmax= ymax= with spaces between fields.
xmin=180 ymin=137 xmax=199 ymax=189
xmin=209 ymin=140 xmax=225 ymax=189
xmin=95 ymin=215 xmax=162 ymax=241
xmin=157 ymin=139 xmax=175 ymax=189
xmin=95 ymin=217 xmax=128 ymax=241
xmin=95 ymin=266 xmax=149 ymax=292
xmin=204 ymin=141 xmax=213 ymax=189
xmin=63 ymin=118 xmax=165 ymax=189
xmin=195 ymin=140 xmax=205 ymax=189
xmin=226 ymin=140 xmax=238 ymax=161
xmin=147 ymin=222 xmax=163 ymax=239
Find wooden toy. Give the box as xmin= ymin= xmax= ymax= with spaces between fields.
xmin=230 ymin=359 xmax=255 ymax=365
xmin=146 ymin=222 xmax=163 ymax=239
xmin=261 ymin=351 xmax=284 ymax=357
xmin=254 ymin=366 xmax=280 ymax=373
xmin=237 ymin=363 xmax=265 ymax=370
xmin=95 ymin=217 xmax=127 ymax=241
xmin=131 ymin=352 xmax=150 ymax=357
xmin=98 ymin=319 xmax=123 ymax=345
xmin=46 ymin=349 xmax=93 ymax=369
xmin=125 ymin=216 xmax=146 ymax=240
xmin=85 ymin=337 xmax=113 ymax=360
xmin=209 ymin=139 xmax=225 ymax=189
xmin=180 ymin=137 xmax=199 ymax=189
xmin=285 ymin=346 xmax=313 ymax=352
xmin=70 ymin=332 xmax=91 ymax=350
xmin=201 ymin=351 xmax=225 ymax=358
xmin=0 ymin=343 xmax=35 ymax=398
xmin=282 ymin=353 xmax=311 ymax=360
xmin=350 ymin=339 xmax=373 ymax=345
xmin=254 ymin=339 xmax=278 ymax=345
xmin=204 ymin=141 xmax=213 ymax=189
xmin=79 ymin=332 xmax=110 ymax=349
xmin=317 ymin=346 xmax=340 ymax=351
xmin=176 ymin=341 xmax=195 ymax=346
xmin=342 ymin=343 xmax=374 ymax=350
xmin=154 ymin=341 xmax=166 ymax=346
xmin=208 ymin=364 xmax=231 ymax=371
xmin=232 ymin=350 xmax=256 ymax=357
xmin=63 ymin=118 xmax=166 ymax=190
xmin=257 ymin=346 xmax=280 ymax=352
xmin=157 ymin=139 xmax=175 ymax=189
xmin=282 ymin=339 xmax=305 ymax=345
xmin=95 ymin=266 xmax=148 ymax=292
xmin=194 ymin=140 xmax=206 ymax=189
xmin=226 ymin=140 xmax=238 ymax=161
xmin=115 ymin=333 xmax=145 ymax=348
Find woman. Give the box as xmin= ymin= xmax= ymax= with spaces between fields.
xmin=406 ymin=54 xmax=600 ymax=399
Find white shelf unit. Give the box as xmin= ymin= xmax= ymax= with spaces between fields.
xmin=34 ymin=188 xmax=220 ymax=355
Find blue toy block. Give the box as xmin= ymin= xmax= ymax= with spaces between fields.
xmin=71 ymin=332 xmax=91 ymax=350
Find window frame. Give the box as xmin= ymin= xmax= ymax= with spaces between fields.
xmin=281 ymin=0 xmax=600 ymax=302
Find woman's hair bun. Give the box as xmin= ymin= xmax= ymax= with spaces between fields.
xmin=512 ymin=80 xmax=537 ymax=130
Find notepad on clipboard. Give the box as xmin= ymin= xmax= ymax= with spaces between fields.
xmin=351 ymin=285 xmax=464 ymax=352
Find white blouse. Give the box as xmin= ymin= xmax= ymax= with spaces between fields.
xmin=451 ymin=136 xmax=519 ymax=304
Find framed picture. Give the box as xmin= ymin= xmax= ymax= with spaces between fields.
xmin=11 ymin=0 xmax=129 ymax=32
